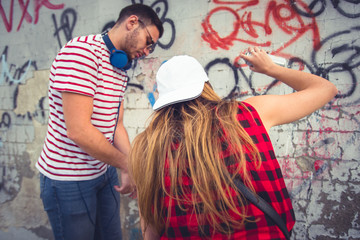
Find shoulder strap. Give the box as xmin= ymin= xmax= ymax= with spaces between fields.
xmin=233 ymin=179 xmax=291 ymax=240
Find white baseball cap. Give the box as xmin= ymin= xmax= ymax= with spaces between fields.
xmin=153 ymin=55 xmax=209 ymax=111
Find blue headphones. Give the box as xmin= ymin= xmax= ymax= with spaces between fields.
xmin=102 ymin=33 xmax=132 ymax=70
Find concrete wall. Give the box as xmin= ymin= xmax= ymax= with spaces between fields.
xmin=0 ymin=0 xmax=359 ymax=239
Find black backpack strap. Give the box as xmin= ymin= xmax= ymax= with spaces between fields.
xmin=233 ymin=179 xmax=291 ymax=240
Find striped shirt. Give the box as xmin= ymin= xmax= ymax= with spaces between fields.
xmin=36 ymin=34 xmax=128 ymax=181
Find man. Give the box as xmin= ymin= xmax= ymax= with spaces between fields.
xmin=37 ymin=4 xmax=163 ymax=240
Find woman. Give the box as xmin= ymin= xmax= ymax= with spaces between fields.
xmin=129 ymin=48 xmax=337 ymax=239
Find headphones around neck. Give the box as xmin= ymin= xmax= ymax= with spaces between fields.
xmin=102 ymin=33 xmax=132 ymax=70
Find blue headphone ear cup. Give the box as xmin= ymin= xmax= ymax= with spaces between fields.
xmin=102 ymin=33 xmax=132 ymax=70
xmin=109 ymin=50 xmax=131 ymax=69
xmin=122 ymin=60 xmax=132 ymax=70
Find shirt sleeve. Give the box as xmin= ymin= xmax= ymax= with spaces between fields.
xmin=52 ymin=39 xmax=99 ymax=97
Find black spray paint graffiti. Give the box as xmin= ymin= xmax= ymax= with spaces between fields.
xmin=310 ymin=26 xmax=360 ymax=101
xmin=1 ymin=46 xmax=38 ymax=87
xmin=205 ymin=58 xmax=242 ymax=99
xmin=205 ymin=26 xmax=360 ymax=105
xmin=290 ymin=0 xmax=360 ymax=18
xmin=0 ymin=112 xmax=11 ymax=129
xmin=52 ymin=8 xmax=77 ymax=49
xmin=205 ymin=57 xmax=282 ymax=100
xmin=288 ymin=1 xmax=360 ymax=103
xmin=0 ymin=46 xmax=45 ymax=123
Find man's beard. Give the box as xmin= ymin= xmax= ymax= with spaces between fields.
xmin=123 ymin=28 xmax=140 ymax=60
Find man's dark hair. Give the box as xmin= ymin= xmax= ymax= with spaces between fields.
xmin=117 ymin=4 xmax=164 ymax=38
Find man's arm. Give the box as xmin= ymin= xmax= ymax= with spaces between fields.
xmin=62 ymin=92 xmax=128 ymax=170
xmin=112 ymin=101 xmax=136 ymax=195
xmin=113 ymin=101 xmax=131 ymax=161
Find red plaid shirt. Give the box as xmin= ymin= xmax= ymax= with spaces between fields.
xmin=160 ymin=102 xmax=295 ymax=239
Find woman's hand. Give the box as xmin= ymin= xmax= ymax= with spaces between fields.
xmin=240 ymin=46 xmax=279 ymax=75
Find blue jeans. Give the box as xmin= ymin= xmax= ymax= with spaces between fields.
xmin=40 ymin=166 xmax=122 ymax=240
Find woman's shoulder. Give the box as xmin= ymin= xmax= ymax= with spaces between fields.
xmin=236 ymin=101 xmax=260 ymax=118
xmin=234 ymin=101 xmax=265 ymax=130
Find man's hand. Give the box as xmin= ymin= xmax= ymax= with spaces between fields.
xmin=114 ymin=170 xmax=137 ymax=198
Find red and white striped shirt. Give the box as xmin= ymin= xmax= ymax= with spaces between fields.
xmin=36 ymin=34 xmax=128 ymax=181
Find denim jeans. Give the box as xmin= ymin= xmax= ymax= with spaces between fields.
xmin=40 ymin=166 xmax=122 ymax=240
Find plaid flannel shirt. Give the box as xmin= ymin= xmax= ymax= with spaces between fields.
xmin=160 ymin=102 xmax=295 ymax=239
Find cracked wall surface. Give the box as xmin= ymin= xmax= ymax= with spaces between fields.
xmin=1 ymin=0 xmax=359 ymax=239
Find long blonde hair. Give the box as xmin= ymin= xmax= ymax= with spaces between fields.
xmin=129 ymin=82 xmax=261 ymax=236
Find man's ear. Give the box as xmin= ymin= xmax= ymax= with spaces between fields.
xmin=125 ymin=15 xmax=139 ymax=30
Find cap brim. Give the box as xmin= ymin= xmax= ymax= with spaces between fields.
xmin=153 ymin=81 xmax=205 ymax=110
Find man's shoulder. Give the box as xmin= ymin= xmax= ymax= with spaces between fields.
xmin=67 ymin=34 xmax=102 ymax=47
xmin=58 ymin=34 xmax=104 ymax=59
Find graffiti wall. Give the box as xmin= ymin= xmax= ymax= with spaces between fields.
xmin=0 ymin=0 xmax=359 ymax=239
